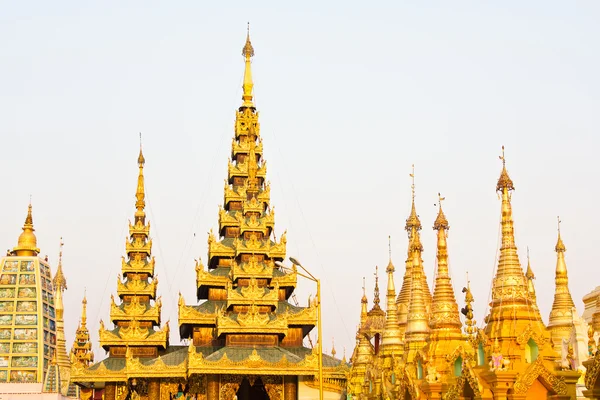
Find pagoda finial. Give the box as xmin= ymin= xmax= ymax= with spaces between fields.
xmin=13 ymin=202 xmax=40 ymax=256
xmin=81 ymin=289 xmax=88 ymax=328
xmin=360 ymin=276 xmax=368 ymax=323
xmin=135 ymin=141 xmax=146 ymax=219
xmin=556 ymin=216 xmax=566 ymax=252
xmin=241 ymin=23 xmax=255 ymax=108
xmin=331 ymin=338 xmax=337 ymax=358
xmin=433 ymin=192 xmax=449 ymax=230
xmin=405 ymin=164 xmax=422 ymax=233
xmin=372 ymin=266 xmax=381 ymax=309
xmin=53 ymin=238 xmax=67 ymax=292
xmin=525 ymin=246 xmax=534 ymax=279
xmin=386 ymin=236 xmax=394 ymax=274
xmin=496 ymin=145 xmax=514 ymax=192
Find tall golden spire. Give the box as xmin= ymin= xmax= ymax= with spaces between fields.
xmin=425 ymin=196 xmax=467 ymax=389
xmin=404 ymin=229 xmax=429 ymax=361
xmin=135 ymin=135 xmax=146 ymax=220
xmin=52 ymin=239 xmax=71 ymax=372
xmin=548 ymin=217 xmax=576 ymax=348
xmin=397 ymin=165 xmax=432 ymax=336
xmin=241 ymin=22 xmax=255 ymax=108
xmin=483 ymin=146 xmax=553 ymax=369
xmin=429 ymin=194 xmax=462 ymax=331
xmin=381 ymin=237 xmax=403 ymax=356
xmin=13 ymin=203 xmax=40 ymax=256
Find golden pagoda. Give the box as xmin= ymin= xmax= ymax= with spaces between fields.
xmin=0 ymin=204 xmax=57 ymax=384
xmin=72 ymin=28 xmax=348 ymax=400
xmin=177 ymin=27 xmax=347 ymax=399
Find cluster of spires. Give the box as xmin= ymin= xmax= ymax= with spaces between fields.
xmin=350 ymin=146 xmax=580 ymax=393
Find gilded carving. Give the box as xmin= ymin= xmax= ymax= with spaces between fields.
xmin=263 ymin=375 xmax=283 ymax=400
xmin=513 ymin=358 xmax=567 ymax=395
xmin=585 ymin=352 xmax=600 ymax=390
xmin=220 ymin=375 xmax=242 ymax=399
xmin=515 ymin=323 xmax=549 ymax=347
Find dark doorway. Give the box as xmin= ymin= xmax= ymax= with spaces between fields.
xmin=236 ymin=377 xmax=270 ymax=400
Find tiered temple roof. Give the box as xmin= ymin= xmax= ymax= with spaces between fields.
xmin=97 ymin=146 xmax=169 ymax=355
xmin=178 ymin=28 xmax=322 ymax=375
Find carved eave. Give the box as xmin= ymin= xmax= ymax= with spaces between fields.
xmin=196 ymin=267 xmax=230 ymax=289
xmin=228 ymin=159 xmax=267 ymax=181
xmin=121 ymin=256 xmax=156 ymax=276
xmin=178 ymin=303 xmax=218 ymax=327
xmin=188 ymin=346 xmax=318 ymax=376
xmin=219 ymin=206 xmax=241 ymax=230
xmin=243 ymin=197 xmax=265 ymax=214
xmin=71 ymin=362 xmax=128 ymax=384
xmin=98 ymin=325 xmax=169 ymax=350
xmin=208 ymin=234 xmax=236 ymax=260
xmin=231 ymin=259 xmax=274 ymax=281
xmin=239 ymin=216 xmax=271 ymax=237
xmin=117 ymin=276 xmax=158 ymax=299
xmin=231 ymin=137 xmax=264 ymax=159
xmin=224 ymin=184 xmax=248 ymax=207
xmin=125 ymin=354 xmax=187 ymax=379
xmin=110 ymin=298 xmax=161 ymax=325
xmin=226 ymin=281 xmax=279 ymax=308
xmin=128 ymin=220 xmax=150 ymax=238
xmin=216 ymin=312 xmax=288 ymax=336
xmin=287 ymin=304 xmax=317 ymax=327
xmin=125 ymin=239 xmax=152 ymax=256
xmin=271 ymin=270 xmax=297 ymax=289
xmin=267 ymin=238 xmax=286 ymax=260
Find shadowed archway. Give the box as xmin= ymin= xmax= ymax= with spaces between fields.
xmin=236 ymin=377 xmax=270 ymax=400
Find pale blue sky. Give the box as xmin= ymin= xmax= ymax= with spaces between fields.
xmin=1 ymin=2 xmax=599 ymax=359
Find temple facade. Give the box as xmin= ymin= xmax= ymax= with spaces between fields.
xmin=346 ymin=153 xmax=590 ymax=399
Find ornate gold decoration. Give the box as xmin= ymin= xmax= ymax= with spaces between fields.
xmin=513 ymin=358 xmax=568 ymax=395
xmin=188 ymin=346 xmax=318 ymax=375
xmin=208 ymin=229 xmax=236 ymax=258
xmin=117 ymin=275 xmax=157 ymax=297
xmin=121 ymin=255 xmax=155 ymax=275
xmin=226 ymin=278 xmax=279 ymax=307
xmin=110 ymin=295 xmax=161 ymax=324
xmin=585 ymin=352 xmax=600 ymax=390
xmin=119 ymin=319 xmax=149 ymax=341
